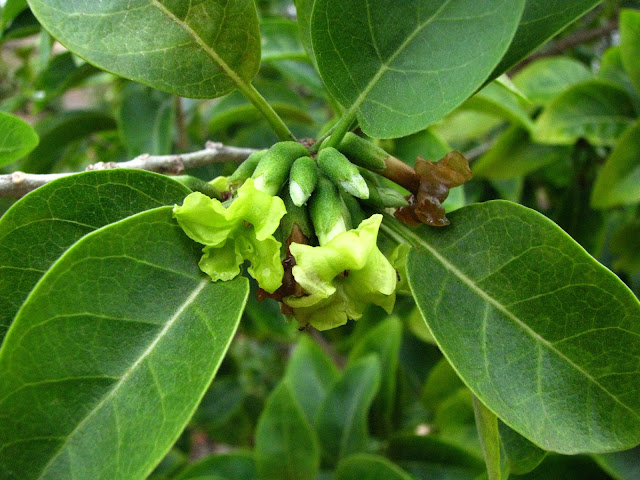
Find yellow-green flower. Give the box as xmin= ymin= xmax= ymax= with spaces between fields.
xmin=284 ymin=214 xmax=396 ymax=330
xmin=173 ymin=178 xmax=286 ymax=293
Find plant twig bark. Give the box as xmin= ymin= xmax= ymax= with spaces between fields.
xmin=0 ymin=141 xmax=257 ymax=197
xmin=511 ymin=18 xmax=619 ymax=73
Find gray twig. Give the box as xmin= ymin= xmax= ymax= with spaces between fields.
xmin=0 ymin=141 xmax=257 ymax=197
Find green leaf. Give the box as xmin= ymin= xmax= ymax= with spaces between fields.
xmin=26 ymin=0 xmax=261 ymax=99
xmin=512 ymin=57 xmax=592 ymax=106
xmin=393 ymin=128 xmax=450 ymax=168
xmin=0 ymin=207 xmax=249 ymax=479
xmin=173 ymin=451 xmax=256 ymax=480
xmin=347 ymin=317 xmax=402 ymax=436
xmin=33 ymin=52 xmax=101 ymax=108
xmin=284 ymin=335 xmax=340 ymax=425
xmin=315 ymin=355 xmax=381 ymax=465
xmin=593 ymin=445 xmax=640 ymax=480
xmin=499 ymin=421 xmax=547 ymax=475
xmin=311 ymin=0 xmax=525 ymax=138
xmin=334 ymin=454 xmax=413 ymax=480
xmin=23 ymin=110 xmax=116 ymax=173
xmin=433 ymin=388 xmax=482 ymax=458
xmin=119 ymin=85 xmax=175 ymax=157
xmin=421 ymin=357 xmax=465 ymax=412
xmin=387 ymin=434 xmax=485 ymax=470
xmin=591 ymin=120 xmax=640 ymax=209
xmin=261 ymin=18 xmax=307 ymax=63
xmin=255 ymin=380 xmax=320 ymax=480
xmin=473 ymin=126 xmax=571 ymax=180
xmin=0 ymin=169 xmax=190 ymax=343
xmin=533 ymin=80 xmax=636 ymax=147
xmin=0 ymin=0 xmax=27 ymax=30
xmin=0 ymin=111 xmax=39 ymax=167
xmin=620 ymin=9 xmax=640 ymax=97
xmin=462 ymin=81 xmax=534 ymax=131
xmin=598 ymin=46 xmax=640 ymax=112
xmin=293 ymin=0 xmax=315 ymax=64
xmin=401 ymin=201 xmax=640 ymax=454
xmin=491 ymin=0 xmax=603 ymax=77
xmin=513 ymin=455 xmax=611 ymax=480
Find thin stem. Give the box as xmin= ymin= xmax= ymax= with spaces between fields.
xmin=472 ymin=395 xmax=504 ymax=480
xmin=322 ymin=110 xmax=357 ymax=150
xmin=237 ymin=82 xmax=296 ymax=142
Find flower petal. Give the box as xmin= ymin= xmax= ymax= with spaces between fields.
xmin=236 ymin=234 xmax=284 ymax=294
xmin=173 ymin=192 xmax=234 ymax=246
xmin=198 ymin=242 xmax=243 ymax=282
xmin=228 ymin=178 xmax=286 ymax=240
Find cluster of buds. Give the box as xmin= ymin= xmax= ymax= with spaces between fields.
xmin=173 ymin=136 xmax=471 ymax=330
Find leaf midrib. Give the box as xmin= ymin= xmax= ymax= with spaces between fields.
xmin=401 ymin=225 xmax=640 ymax=422
xmin=333 ymin=0 xmax=453 ymax=120
xmin=37 ymin=279 xmax=209 ymax=479
xmin=150 ymin=0 xmax=248 ymax=91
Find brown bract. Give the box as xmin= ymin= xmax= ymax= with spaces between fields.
xmin=395 ymin=151 xmax=472 ymax=227
xmin=257 ymin=223 xmax=307 ymax=313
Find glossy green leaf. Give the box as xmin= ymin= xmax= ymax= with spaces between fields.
xmin=26 ymin=0 xmax=261 ymax=99
xmin=401 ymin=200 xmax=640 ymax=454
xmin=119 ymin=85 xmax=175 ymax=157
xmin=0 ymin=169 xmax=190 ymax=343
xmin=512 ymin=57 xmax=592 ymax=106
xmin=173 ymin=452 xmax=256 ymax=480
xmin=533 ymin=80 xmax=636 ymax=147
xmin=473 ymin=126 xmax=571 ymax=180
xmin=463 ymin=81 xmax=534 ymax=131
xmin=593 ymin=445 xmax=640 ymax=480
xmin=591 ymin=120 xmax=640 ymax=209
xmin=23 ymin=110 xmax=116 ymax=173
xmin=334 ymin=454 xmax=413 ymax=480
xmin=0 ymin=207 xmax=249 ymax=479
xmin=347 ymin=317 xmax=402 ymax=436
xmin=0 ymin=111 xmax=39 ymax=167
xmin=284 ymin=335 xmax=340 ymax=425
xmin=620 ymin=9 xmax=640 ymax=97
xmin=255 ymin=380 xmax=320 ymax=480
xmin=293 ymin=0 xmax=315 ymax=63
xmin=261 ymin=18 xmax=307 ymax=62
xmin=491 ymin=0 xmax=603 ymax=77
xmin=311 ymin=0 xmax=525 ymax=138
xmin=499 ymin=421 xmax=547 ymax=475
xmin=315 ymin=355 xmax=381 ymax=465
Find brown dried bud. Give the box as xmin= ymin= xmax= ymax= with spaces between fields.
xmin=395 ymin=151 xmax=472 ymax=227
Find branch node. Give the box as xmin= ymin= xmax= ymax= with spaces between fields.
xmin=11 ymin=171 xmax=26 ymax=185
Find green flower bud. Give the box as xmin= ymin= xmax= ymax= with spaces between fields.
xmin=252 ymin=141 xmax=309 ymax=195
xmin=228 ymin=150 xmax=266 ymax=189
xmin=173 ymin=175 xmax=222 ymax=200
xmin=289 ymin=156 xmax=318 ymax=207
xmin=360 ymin=179 xmax=409 ymax=209
xmin=310 ymin=175 xmax=349 ymax=245
xmin=336 ymin=132 xmax=387 ymax=171
xmin=317 ymin=147 xmax=369 ymax=199
xmin=340 ymin=189 xmax=367 ymax=227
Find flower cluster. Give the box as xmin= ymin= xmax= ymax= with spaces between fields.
xmin=173 ymin=138 xmax=471 ymax=330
